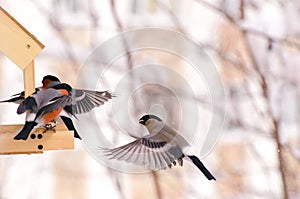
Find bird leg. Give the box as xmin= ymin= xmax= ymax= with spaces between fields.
xmin=43 ymin=120 xmax=57 ymax=133
xmin=172 ymin=161 xmax=176 ymax=166
xmin=178 ymin=158 xmax=183 ymax=166
xmin=178 ymin=155 xmax=184 ymax=166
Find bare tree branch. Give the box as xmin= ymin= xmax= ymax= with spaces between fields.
xmin=192 ymin=1 xmax=291 ymax=198
xmin=155 ymin=0 xmax=185 ymax=33
xmin=195 ymin=0 xmax=300 ymax=51
xmin=109 ymin=0 xmax=133 ymax=70
xmin=88 ymin=0 xmax=100 ymax=48
xmin=152 ymin=171 xmax=163 ymax=199
xmin=241 ymin=20 xmax=289 ymax=199
xmin=32 ymin=2 xmax=79 ymax=69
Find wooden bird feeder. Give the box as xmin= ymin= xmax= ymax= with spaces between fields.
xmin=0 ymin=6 xmax=74 ymax=154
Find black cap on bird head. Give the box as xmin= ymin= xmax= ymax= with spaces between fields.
xmin=139 ymin=114 xmax=162 ymax=125
xmin=52 ymin=83 xmax=72 ymax=93
xmin=42 ymin=75 xmax=60 ymax=83
xmin=42 ymin=75 xmax=61 ymax=88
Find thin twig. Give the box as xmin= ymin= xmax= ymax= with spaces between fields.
xmin=110 ymin=0 xmax=133 ymax=69
xmin=192 ymin=1 xmax=290 ymax=198
xmin=240 ymin=0 xmax=244 ymax=20
xmin=155 ymin=0 xmax=185 ymax=33
xmin=152 ymin=171 xmax=163 ymax=199
xmin=88 ymin=0 xmax=99 ymax=48
xmin=32 ymin=2 xmax=79 ymax=69
xmin=195 ymin=0 xmax=300 ymax=51
xmin=242 ymin=28 xmax=289 ymax=199
xmin=107 ymin=168 xmax=126 ymax=199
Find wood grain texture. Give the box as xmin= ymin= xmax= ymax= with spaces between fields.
xmin=0 ymin=124 xmax=74 ymax=154
xmin=23 ymin=60 xmax=35 ymax=97
xmin=0 ymin=6 xmax=44 ymax=70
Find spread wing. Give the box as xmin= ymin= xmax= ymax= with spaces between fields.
xmin=35 ymin=95 xmax=72 ymax=120
xmin=0 ymin=96 xmax=24 ymax=104
xmin=17 ymin=96 xmax=38 ymax=114
xmin=70 ymin=89 xmax=113 ymax=114
xmin=0 ymin=88 xmax=40 ymax=104
xmin=17 ymin=88 xmax=65 ymax=115
xmin=101 ymin=133 xmax=185 ymax=170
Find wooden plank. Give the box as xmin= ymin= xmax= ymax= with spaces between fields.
xmin=0 ymin=124 xmax=74 ymax=154
xmin=0 ymin=6 xmax=45 ymax=70
xmin=23 ymin=60 xmax=35 ymax=97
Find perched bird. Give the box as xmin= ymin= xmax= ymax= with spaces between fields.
xmin=41 ymin=75 xmax=61 ymax=89
xmin=14 ymin=83 xmax=73 ymax=140
xmin=50 ymin=81 xmax=113 ymax=139
xmin=41 ymin=75 xmax=113 ymax=116
xmin=0 ymin=88 xmax=40 ymax=104
xmin=102 ymin=114 xmax=216 ymax=181
xmin=0 ymin=75 xmax=59 ymax=104
xmin=1 ymin=75 xmax=113 ymax=140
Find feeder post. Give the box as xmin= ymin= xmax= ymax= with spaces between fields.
xmin=0 ymin=6 xmax=75 ymax=154
xmin=23 ymin=60 xmax=35 ymax=97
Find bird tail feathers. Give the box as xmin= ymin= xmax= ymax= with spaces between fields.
xmin=14 ymin=121 xmax=37 ymax=140
xmin=188 ymin=155 xmax=216 ymax=181
xmin=60 ymin=116 xmax=81 ymax=139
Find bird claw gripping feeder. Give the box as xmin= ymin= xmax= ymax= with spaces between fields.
xmin=0 ymin=7 xmax=74 ymax=154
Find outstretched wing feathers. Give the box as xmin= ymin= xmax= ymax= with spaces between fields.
xmin=1 ymin=87 xmax=113 ymax=115
xmin=17 ymin=97 xmax=37 ymax=114
xmin=102 ymin=134 xmax=183 ymax=170
xmin=35 ymin=96 xmax=72 ymax=120
xmin=71 ymin=89 xmax=113 ymax=114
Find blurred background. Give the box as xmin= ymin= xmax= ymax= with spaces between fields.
xmin=0 ymin=0 xmax=300 ymax=199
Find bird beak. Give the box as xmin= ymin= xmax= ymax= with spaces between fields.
xmin=139 ymin=119 xmax=144 ymax=124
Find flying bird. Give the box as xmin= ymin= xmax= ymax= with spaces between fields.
xmin=102 ymin=114 xmax=216 ymax=180
xmin=1 ymin=75 xmax=113 ymax=140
